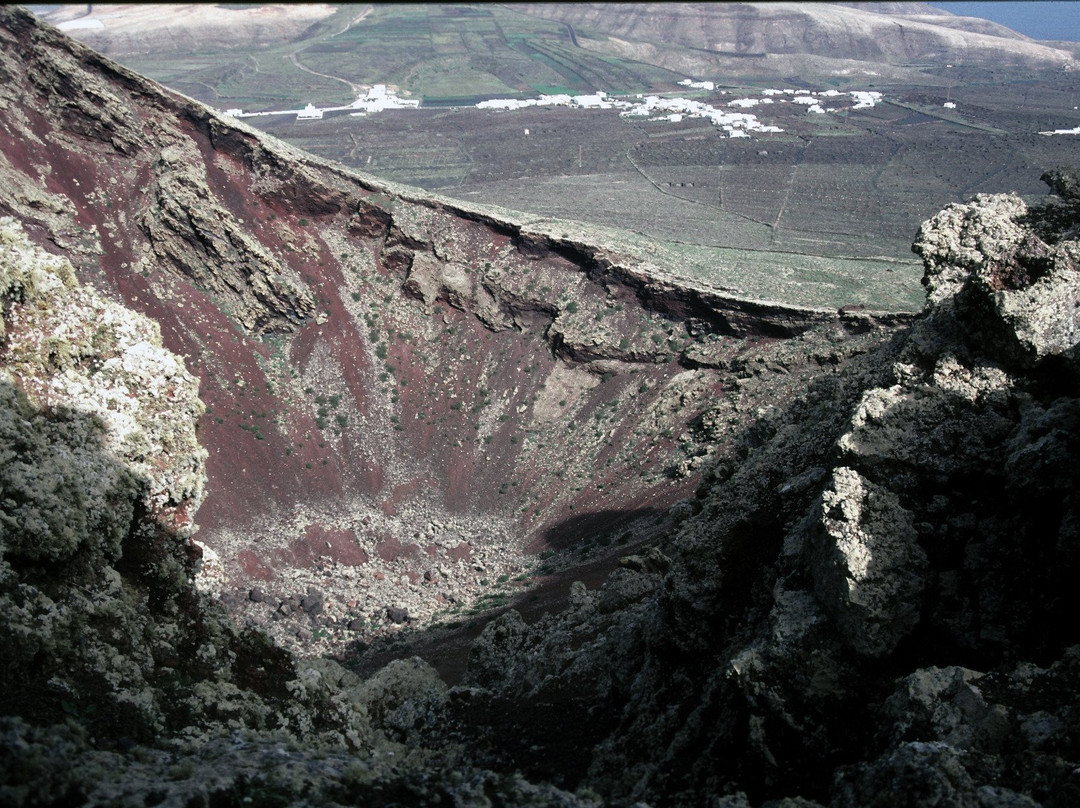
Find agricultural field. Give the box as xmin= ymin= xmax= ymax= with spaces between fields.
xmin=254 ymin=74 xmax=1080 ymax=270
xmin=58 ymin=3 xmax=1080 ymax=309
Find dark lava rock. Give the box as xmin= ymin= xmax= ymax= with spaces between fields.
xmin=386 ymin=607 xmax=410 ymax=624
xmin=300 ymin=591 xmax=324 ymax=615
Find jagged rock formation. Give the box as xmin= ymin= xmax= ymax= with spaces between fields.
xmin=397 ymin=182 xmax=1080 ymax=806
xmin=3 ymin=5 xmax=1079 ymax=807
xmin=4 ymin=173 xmax=1078 ymax=805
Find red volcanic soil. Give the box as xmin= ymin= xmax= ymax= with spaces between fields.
xmin=303 ymin=524 xmax=370 ymax=566
xmin=373 ymin=534 xmax=422 ymax=564
xmin=0 ymin=8 xmax=880 ymax=631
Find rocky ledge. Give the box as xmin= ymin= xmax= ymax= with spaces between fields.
xmin=4 ymin=171 xmax=1080 ymax=804
xmin=404 ymin=176 xmax=1080 ymax=806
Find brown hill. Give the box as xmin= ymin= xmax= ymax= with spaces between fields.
xmin=32 ymin=3 xmax=339 ymax=55
xmin=35 ymin=2 xmax=1077 ymax=82
xmin=514 ymin=1 xmax=1076 ymax=76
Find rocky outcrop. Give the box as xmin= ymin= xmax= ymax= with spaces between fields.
xmin=140 ymin=139 xmax=316 ymax=334
xmin=1 ymin=215 xmax=240 ymax=740
xmin=0 ymin=215 xmax=600 ymax=807
xmin=388 ymin=179 xmax=1080 ymax=806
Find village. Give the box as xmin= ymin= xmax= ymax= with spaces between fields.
xmin=225 ymin=83 xmax=420 ymax=120
xmin=224 ymin=82 xmax=893 ymax=140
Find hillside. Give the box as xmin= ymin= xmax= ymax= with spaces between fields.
xmin=37 ymin=2 xmax=1078 ymax=82
xmin=2 ymin=5 xmax=1079 ymax=807
xmin=30 ymin=4 xmax=1080 ymax=269
xmin=513 ymin=2 xmax=1077 ymax=75
xmin=0 ymin=4 xmax=913 ymax=659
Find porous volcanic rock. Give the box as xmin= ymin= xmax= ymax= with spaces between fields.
xmin=395 ymin=180 xmax=1080 ymax=806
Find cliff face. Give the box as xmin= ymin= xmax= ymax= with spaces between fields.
xmin=4 ymin=179 xmax=1077 ymax=807
xmin=3 ymin=6 xmax=1079 ymax=808
xmin=411 ymin=185 xmax=1080 ymax=806
xmin=0 ymin=5 xmax=906 ymax=656
xmin=0 ymin=212 xmax=595 ymax=808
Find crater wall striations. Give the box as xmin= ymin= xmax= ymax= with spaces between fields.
xmin=0 ymin=5 xmax=906 ymax=654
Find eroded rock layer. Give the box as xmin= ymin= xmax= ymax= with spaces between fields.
xmin=0 ymin=5 xmax=903 ymax=655
xmin=409 ymin=185 xmax=1080 ymax=806
xmin=3 ymin=6 xmax=1079 ymax=808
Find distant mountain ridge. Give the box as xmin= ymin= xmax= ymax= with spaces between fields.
xmin=512 ymin=2 xmax=1076 ymax=72
xmin=34 ymin=2 xmax=1078 ymax=79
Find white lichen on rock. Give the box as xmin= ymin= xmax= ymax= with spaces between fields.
xmin=1 ymin=217 xmax=206 ymax=537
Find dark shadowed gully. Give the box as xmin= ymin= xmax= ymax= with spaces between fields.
xmin=1 ymin=6 xmax=1079 ymax=808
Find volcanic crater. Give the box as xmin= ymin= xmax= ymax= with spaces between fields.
xmin=0 ymin=5 xmax=908 ymax=665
